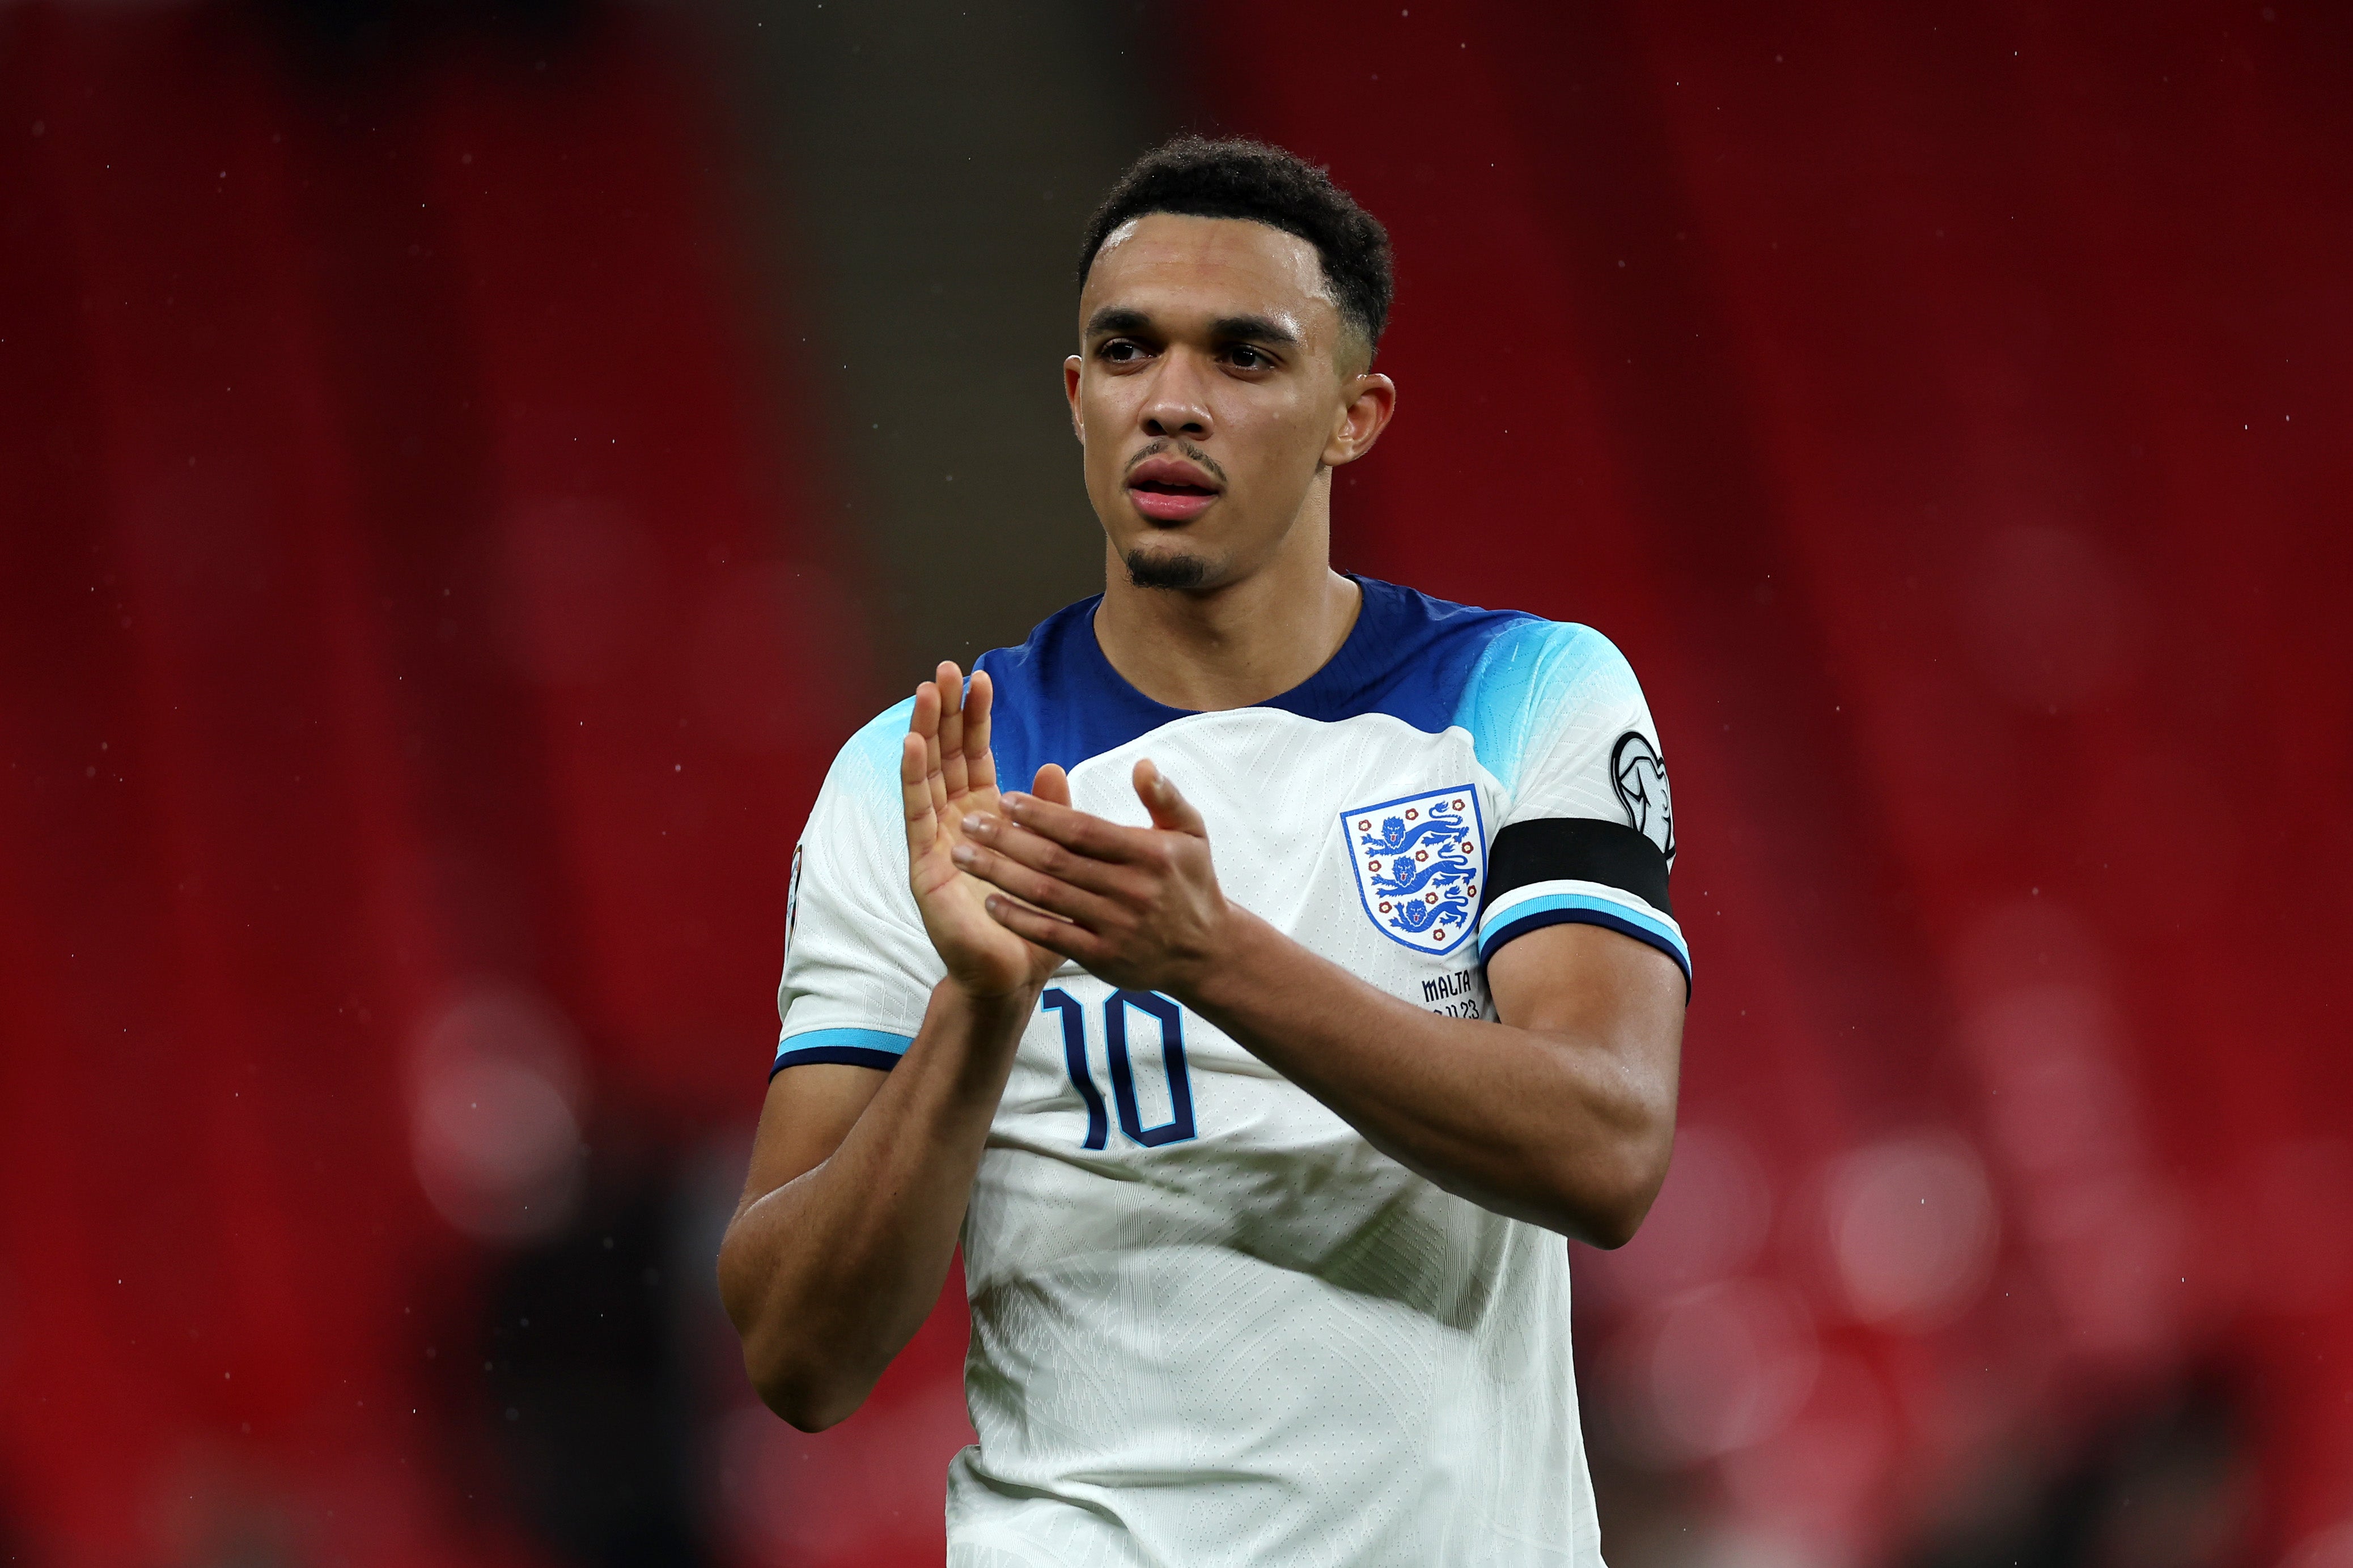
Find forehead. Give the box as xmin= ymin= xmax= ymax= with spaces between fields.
xmin=1082 ymin=213 xmax=1337 ymax=338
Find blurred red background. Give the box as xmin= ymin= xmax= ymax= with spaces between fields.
xmin=2 ymin=3 xmax=2347 ymax=1566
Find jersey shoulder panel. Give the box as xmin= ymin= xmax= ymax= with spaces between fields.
xmin=1450 ymin=618 xmax=1639 ymax=795
xmin=1265 ymin=576 xmax=1540 ymax=733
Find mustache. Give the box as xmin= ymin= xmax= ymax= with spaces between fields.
xmin=1122 ymin=437 xmax=1228 ymax=488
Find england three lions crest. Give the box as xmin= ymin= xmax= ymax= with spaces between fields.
xmin=1343 ymin=787 xmax=1487 ymax=955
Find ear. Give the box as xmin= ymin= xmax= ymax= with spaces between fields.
xmin=1322 ymin=372 xmax=1397 ymax=468
xmin=1065 ymin=355 xmax=1086 ymax=443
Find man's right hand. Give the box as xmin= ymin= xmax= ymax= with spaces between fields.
xmin=901 ymin=661 xmax=1071 ymax=999
xmin=724 ymin=662 xmax=1067 ymax=1430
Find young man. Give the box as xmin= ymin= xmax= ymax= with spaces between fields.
xmin=718 ymin=137 xmax=1688 ymax=1565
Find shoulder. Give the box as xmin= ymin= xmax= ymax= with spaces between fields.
xmin=802 ymin=694 xmax=916 ymax=846
xmin=828 ymin=695 xmax=918 ymax=787
xmin=1341 ymin=579 xmax=1642 ymax=774
xmin=1280 ymin=577 xmax=1533 ymax=730
xmin=1456 ymin=617 xmax=1643 ymax=737
xmin=822 ymin=596 xmax=1103 ymax=796
xmin=1444 ymin=607 xmax=1649 ymax=792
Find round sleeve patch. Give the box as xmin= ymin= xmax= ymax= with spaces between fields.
xmin=782 ymin=840 xmax=807 ymax=962
xmin=1610 ymin=731 xmax=1676 ymax=865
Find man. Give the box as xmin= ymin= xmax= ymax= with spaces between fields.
xmin=717 ymin=137 xmax=1688 ymax=1565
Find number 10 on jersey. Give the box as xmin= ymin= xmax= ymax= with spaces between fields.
xmin=1041 ymin=989 xmax=1198 ymax=1150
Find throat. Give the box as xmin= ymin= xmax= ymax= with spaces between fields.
xmin=1093 ymin=568 xmax=1364 ymax=712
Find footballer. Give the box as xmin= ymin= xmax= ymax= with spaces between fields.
xmin=718 ymin=136 xmax=1689 ymax=1566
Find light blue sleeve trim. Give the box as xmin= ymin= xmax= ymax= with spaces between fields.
xmin=1477 ymin=891 xmax=1693 ymax=986
xmin=1451 ymin=620 xmax=1621 ymax=792
xmin=772 ymin=1027 xmax=915 ymax=1073
xmin=841 ymin=696 xmax=919 ymax=782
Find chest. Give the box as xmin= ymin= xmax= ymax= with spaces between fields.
xmin=991 ymin=710 xmax=1502 ymax=1165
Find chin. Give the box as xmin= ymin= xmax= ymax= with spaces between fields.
xmin=1122 ymin=544 xmax=1216 ymax=592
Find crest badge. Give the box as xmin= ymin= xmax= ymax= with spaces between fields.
xmin=1342 ymin=786 xmax=1487 ymax=955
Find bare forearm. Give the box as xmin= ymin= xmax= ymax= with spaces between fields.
xmin=949 ymin=772 xmax=1682 ymax=1242
xmin=1178 ymin=911 xmax=1678 ymax=1243
xmin=718 ymin=980 xmax=1036 ymax=1428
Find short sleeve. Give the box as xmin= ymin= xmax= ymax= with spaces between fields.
xmin=773 ymin=699 xmax=943 ymax=1073
xmin=1460 ymin=622 xmax=1690 ymax=991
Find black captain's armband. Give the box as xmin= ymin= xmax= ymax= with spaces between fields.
xmin=1479 ymin=817 xmax=1673 ymax=920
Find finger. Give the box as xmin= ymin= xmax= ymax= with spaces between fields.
xmin=964 ymin=668 xmax=999 ymax=796
xmin=900 ymin=731 xmax=938 ymax=860
xmin=1030 ymin=762 xmax=1071 ymax=808
xmin=952 ymin=842 xmax=1116 ymax=927
xmin=913 ymin=681 xmax=948 ymax=818
xmin=935 ymin=661 xmax=970 ymax=799
xmin=909 ymin=678 xmax=940 ymax=746
xmin=1134 ymin=759 xmax=1207 ymax=837
xmin=961 ymin=814 xmax=1142 ymax=899
xmin=1000 ymin=793 xmax=1155 ymax=865
xmin=984 ymin=893 xmax=1099 ymax=964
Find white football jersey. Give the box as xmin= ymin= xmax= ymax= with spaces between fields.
xmin=775 ymin=578 xmax=1688 ymax=1567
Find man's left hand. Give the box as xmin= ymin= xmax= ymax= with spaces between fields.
xmin=951 ymin=760 xmax=1234 ymax=995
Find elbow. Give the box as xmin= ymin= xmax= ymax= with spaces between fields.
xmin=1572 ymin=1184 xmax=1658 ymax=1251
xmin=743 ymin=1344 xmax=867 ymax=1433
xmin=1545 ymin=1127 xmax=1674 ymax=1251
xmin=716 ymin=1235 xmax=870 ymax=1433
xmin=730 ymin=1285 xmax=874 ymax=1432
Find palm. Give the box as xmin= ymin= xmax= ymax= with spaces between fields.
xmin=901 ymin=664 xmax=1064 ymax=997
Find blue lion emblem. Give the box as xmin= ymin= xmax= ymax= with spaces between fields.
xmin=1385 ymin=891 xmax=1474 ymax=934
xmin=1345 ymin=790 xmax=1486 ymax=953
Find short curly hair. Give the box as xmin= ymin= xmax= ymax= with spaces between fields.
xmin=1077 ymin=135 xmax=1394 ymax=354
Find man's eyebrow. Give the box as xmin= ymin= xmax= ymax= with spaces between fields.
xmin=1210 ymin=314 xmax=1300 ymax=346
xmin=1084 ymin=307 xmax=1153 ymax=337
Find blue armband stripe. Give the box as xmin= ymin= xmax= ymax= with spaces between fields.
xmin=771 ymin=1027 xmax=914 ymax=1076
xmin=1478 ymin=893 xmax=1692 ymax=993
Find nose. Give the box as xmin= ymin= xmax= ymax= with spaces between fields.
xmin=1139 ymin=353 xmax=1214 ymax=441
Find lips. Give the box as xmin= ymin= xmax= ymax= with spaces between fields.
xmin=1125 ymin=454 xmax=1220 ymax=524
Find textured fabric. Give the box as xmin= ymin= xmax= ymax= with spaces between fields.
xmin=776 ymin=579 xmax=1682 ymax=1564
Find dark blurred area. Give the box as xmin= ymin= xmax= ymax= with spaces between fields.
xmin=1 ymin=2 xmax=2347 ymax=1566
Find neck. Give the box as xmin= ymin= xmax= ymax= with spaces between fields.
xmin=1091 ymin=496 xmax=1362 ymax=713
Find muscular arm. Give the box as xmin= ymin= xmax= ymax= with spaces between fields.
xmin=717 ymin=664 xmax=1065 ymax=1430
xmin=1186 ymin=916 xmax=1680 ymax=1243
xmin=716 ymin=983 xmax=1034 ymax=1431
xmin=955 ymin=763 xmax=1685 ymax=1246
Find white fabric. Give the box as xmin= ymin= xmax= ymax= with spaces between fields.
xmin=776 ymin=622 xmax=1672 ymax=1566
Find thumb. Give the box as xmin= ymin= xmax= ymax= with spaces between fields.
xmin=1134 ymin=759 xmax=1206 ymax=836
xmin=1029 ymin=762 xmax=1073 ymax=808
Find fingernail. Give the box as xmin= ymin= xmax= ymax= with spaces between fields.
xmin=952 ymin=844 xmax=975 ymax=865
xmin=961 ymin=814 xmax=985 ymax=834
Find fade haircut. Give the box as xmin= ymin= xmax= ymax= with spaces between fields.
xmin=1077 ymin=135 xmax=1395 ymax=356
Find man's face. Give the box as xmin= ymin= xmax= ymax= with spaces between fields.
xmin=1066 ymin=213 xmax=1388 ymax=592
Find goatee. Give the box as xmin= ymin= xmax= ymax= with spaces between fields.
xmin=1123 ymin=549 xmax=1210 ymax=591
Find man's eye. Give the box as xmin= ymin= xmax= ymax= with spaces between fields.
xmin=1228 ymin=346 xmax=1270 ymax=369
xmin=1101 ymin=340 xmax=1146 ymax=363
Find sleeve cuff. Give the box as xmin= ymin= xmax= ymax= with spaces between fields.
xmin=1477 ymin=879 xmax=1692 ymax=994
xmin=771 ymin=1026 xmax=914 ymax=1076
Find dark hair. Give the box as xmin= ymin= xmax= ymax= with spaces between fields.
xmin=1078 ymin=135 xmax=1394 ymax=352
